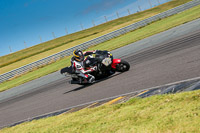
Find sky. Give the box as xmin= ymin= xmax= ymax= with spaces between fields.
xmin=0 ymin=0 xmax=170 ymax=57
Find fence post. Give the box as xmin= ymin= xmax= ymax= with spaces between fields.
xmin=65 ymin=27 xmax=68 ymax=35
xmin=148 ymin=0 xmax=152 ymax=8
xmin=92 ymin=20 xmax=96 ymax=27
xmin=104 ymin=16 xmax=108 ymax=22
xmin=138 ymin=5 xmax=142 ymax=12
xmin=9 ymin=46 xmax=12 ymax=53
xmin=116 ymin=11 xmax=119 ymax=18
xmin=52 ymin=32 xmax=56 ymax=39
xmin=127 ymin=9 xmax=131 ymax=15
xmin=39 ymin=36 xmax=43 ymax=43
xmin=80 ymin=23 xmax=84 ymax=30
xmin=24 ymin=41 xmax=27 ymax=48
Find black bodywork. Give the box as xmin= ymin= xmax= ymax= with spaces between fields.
xmin=60 ymin=50 xmax=129 ymax=84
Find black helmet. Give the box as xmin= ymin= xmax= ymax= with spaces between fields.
xmin=73 ymin=49 xmax=84 ymax=62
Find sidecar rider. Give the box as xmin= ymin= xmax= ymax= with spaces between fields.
xmin=71 ymin=49 xmax=97 ymax=83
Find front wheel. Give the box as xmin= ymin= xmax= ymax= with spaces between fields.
xmin=116 ymin=60 xmax=130 ymax=72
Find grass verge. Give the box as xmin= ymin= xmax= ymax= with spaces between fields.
xmin=0 ymin=0 xmax=193 ymax=74
xmin=0 ymin=4 xmax=200 ymax=92
xmin=1 ymin=89 xmax=200 ymax=132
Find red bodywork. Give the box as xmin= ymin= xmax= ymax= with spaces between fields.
xmin=111 ymin=59 xmax=121 ymax=69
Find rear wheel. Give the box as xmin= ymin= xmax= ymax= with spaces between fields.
xmin=116 ymin=60 xmax=130 ymax=72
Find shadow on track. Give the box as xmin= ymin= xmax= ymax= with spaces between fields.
xmin=63 ymin=72 xmax=123 ymax=94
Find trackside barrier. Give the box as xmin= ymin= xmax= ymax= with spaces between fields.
xmin=0 ymin=0 xmax=200 ymax=83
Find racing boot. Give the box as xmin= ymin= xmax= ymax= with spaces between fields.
xmin=88 ymin=75 xmax=95 ymax=83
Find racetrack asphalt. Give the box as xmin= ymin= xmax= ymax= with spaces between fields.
xmin=0 ymin=19 xmax=200 ymax=128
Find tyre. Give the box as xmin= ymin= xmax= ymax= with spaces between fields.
xmin=72 ymin=78 xmax=78 ymax=81
xmin=116 ymin=60 xmax=130 ymax=72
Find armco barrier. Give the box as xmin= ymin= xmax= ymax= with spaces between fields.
xmin=0 ymin=0 xmax=200 ymax=83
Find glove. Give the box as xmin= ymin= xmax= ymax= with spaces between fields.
xmin=91 ymin=66 xmax=97 ymax=71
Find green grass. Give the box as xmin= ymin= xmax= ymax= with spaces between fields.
xmin=0 ymin=56 xmax=71 ymax=92
xmin=1 ymin=90 xmax=200 ymax=132
xmin=0 ymin=3 xmax=200 ymax=92
xmin=0 ymin=0 xmax=193 ymax=74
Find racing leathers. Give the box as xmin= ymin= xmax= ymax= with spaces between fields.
xmin=71 ymin=51 xmax=97 ymax=83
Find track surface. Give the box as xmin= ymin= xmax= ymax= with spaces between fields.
xmin=1 ymin=30 xmax=200 ymax=127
